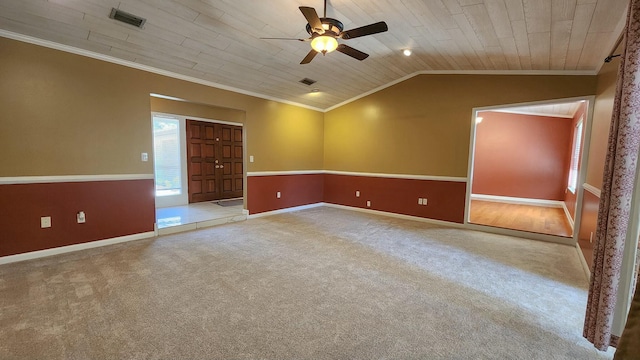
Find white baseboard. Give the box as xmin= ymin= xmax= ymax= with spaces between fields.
xmin=0 ymin=231 xmax=156 ymax=265
xmin=465 ymin=223 xmax=575 ymax=246
xmin=471 ymin=194 xmax=564 ymax=208
xmin=248 ymin=202 xmax=576 ymax=246
xmin=322 ymin=203 xmax=466 ymax=228
xmin=247 ymin=203 xmax=325 ymax=219
xmin=248 ymin=202 xmax=466 ymax=228
xmin=562 ymin=202 xmax=574 ymax=230
xmin=576 ymin=243 xmax=591 ymax=280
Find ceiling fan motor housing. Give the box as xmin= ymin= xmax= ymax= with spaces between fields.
xmin=306 ymin=18 xmax=344 ymax=37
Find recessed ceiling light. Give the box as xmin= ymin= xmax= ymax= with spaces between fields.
xmin=403 ymin=49 xmax=412 ymax=56
xmin=311 ymin=88 xmax=320 ymax=93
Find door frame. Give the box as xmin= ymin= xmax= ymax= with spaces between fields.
xmin=463 ymin=95 xmax=596 ymax=246
xmin=152 ymin=111 xmax=244 ymax=208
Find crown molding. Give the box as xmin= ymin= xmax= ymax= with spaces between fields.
xmin=325 ymin=69 xmax=597 ymax=112
xmin=0 ymin=30 xmax=324 ymax=113
xmin=490 ymin=109 xmax=574 ymax=119
xmin=1 ymin=29 xmax=599 ymax=113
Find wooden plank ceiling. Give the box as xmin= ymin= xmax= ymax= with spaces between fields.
xmin=0 ymin=0 xmax=629 ymax=110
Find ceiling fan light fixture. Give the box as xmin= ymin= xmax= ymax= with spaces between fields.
xmin=311 ymin=36 xmax=338 ymax=54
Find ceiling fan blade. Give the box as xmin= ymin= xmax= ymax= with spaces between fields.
xmin=341 ymin=21 xmax=388 ymax=39
xmin=336 ymin=44 xmax=369 ymax=61
xmin=260 ymin=37 xmax=309 ymax=42
xmin=300 ymin=49 xmax=319 ymax=64
xmin=299 ymin=6 xmax=324 ymax=34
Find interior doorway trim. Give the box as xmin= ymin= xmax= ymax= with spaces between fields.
xmin=464 ymin=95 xmax=596 ymax=245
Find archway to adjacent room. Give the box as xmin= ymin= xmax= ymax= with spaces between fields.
xmin=150 ymin=94 xmax=247 ymax=234
xmin=465 ymin=96 xmax=594 ymax=244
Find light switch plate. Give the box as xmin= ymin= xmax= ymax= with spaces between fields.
xmin=249 ymin=155 xmax=254 ymax=163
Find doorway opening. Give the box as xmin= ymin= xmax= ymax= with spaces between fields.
xmin=151 ymin=111 xmax=245 ymax=233
xmin=465 ymin=97 xmax=593 ymax=241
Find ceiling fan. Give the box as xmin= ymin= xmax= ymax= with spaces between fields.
xmin=262 ymin=0 xmax=389 ymax=64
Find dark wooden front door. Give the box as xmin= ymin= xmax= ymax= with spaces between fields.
xmin=186 ymin=120 xmax=243 ymax=203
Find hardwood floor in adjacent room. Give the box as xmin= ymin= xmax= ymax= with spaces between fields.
xmin=469 ymin=200 xmax=573 ymax=238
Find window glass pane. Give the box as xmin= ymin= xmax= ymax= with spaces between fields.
xmin=568 ymin=121 xmax=583 ymax=192
xmin=153 ymin=117 xmax=181 ymax=196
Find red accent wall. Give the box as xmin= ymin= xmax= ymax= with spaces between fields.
xmin=324 ymin=174 xmax=466 ymax=223
xmin=564 ymin=102 xmax=588 ymax=221
xmin=0 ymin=179 xmax=155 ymax=257
xmin=472 ymin=111 xmax=573 ymax=200
xmin=578 ymin=189 xmax=599 ymax=270
xmin=247 ymin=174 xmax=324 ymax=214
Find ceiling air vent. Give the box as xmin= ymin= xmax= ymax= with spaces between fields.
xmin=299 ymin=78 xmax=317 ymax=86
xmin=109 ymin=8 xmax=147 ymax=28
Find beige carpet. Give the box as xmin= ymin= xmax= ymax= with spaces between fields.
xmin=0 ymin=207 xmax=613 ymax=359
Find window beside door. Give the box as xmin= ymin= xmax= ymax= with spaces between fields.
xmin=153 ymin=116 xmax=182 ymax=197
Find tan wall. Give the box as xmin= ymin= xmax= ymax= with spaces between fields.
xmin=0 ymin=37 xmax=324 ymax=176
xmin=587 ymin=52 xmax=621 ymax=188
xmin=324 ymin=74 xmax=597 ymax=177
xmin=1 ymin=36 xmax=605 ymax=180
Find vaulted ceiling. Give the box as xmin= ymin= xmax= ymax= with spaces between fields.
xmin=0 ymin=0 xmax=629 ymax=111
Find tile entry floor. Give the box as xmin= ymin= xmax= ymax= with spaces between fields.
xmin=156 ymin=201 xmax=246 ymax=235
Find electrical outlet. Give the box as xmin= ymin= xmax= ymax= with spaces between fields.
xmin=141 ymin=152 xmax=148 ymax=162
xmin=356 ymin=191 xmax=360 ymax=197
xmin=77 ymin=211 xmax=86 ymax=224
xmin=423 ymin=198 xmax=428 ymax=206
xmin=277 ymin=191 xmax=281 ymax=199
xmin=366 ymin=200 xmax=371 ymax=207
xmin=40 ymin=216 xmax=51 ymax=228
xmin=418 ymin=198 xmax=423 ymax=205
xmin=250 ymin=155 xmax=254 ymax=162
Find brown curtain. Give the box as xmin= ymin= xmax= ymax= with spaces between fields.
xmin=583 ymin=0 xmax=640 ymax=351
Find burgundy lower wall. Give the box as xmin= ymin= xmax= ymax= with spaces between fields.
xmin=2 ymin=173 xmax=466 ymax=257
xmin=247 ymin=174 xmax=324 ymax=214
xmin=0 ymin=179 xmax=155 ymax=257
xmin=324 ymin=174 xmax=466 ymax=223
xmin=578 ymin=189 xmax=600 ymax=270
